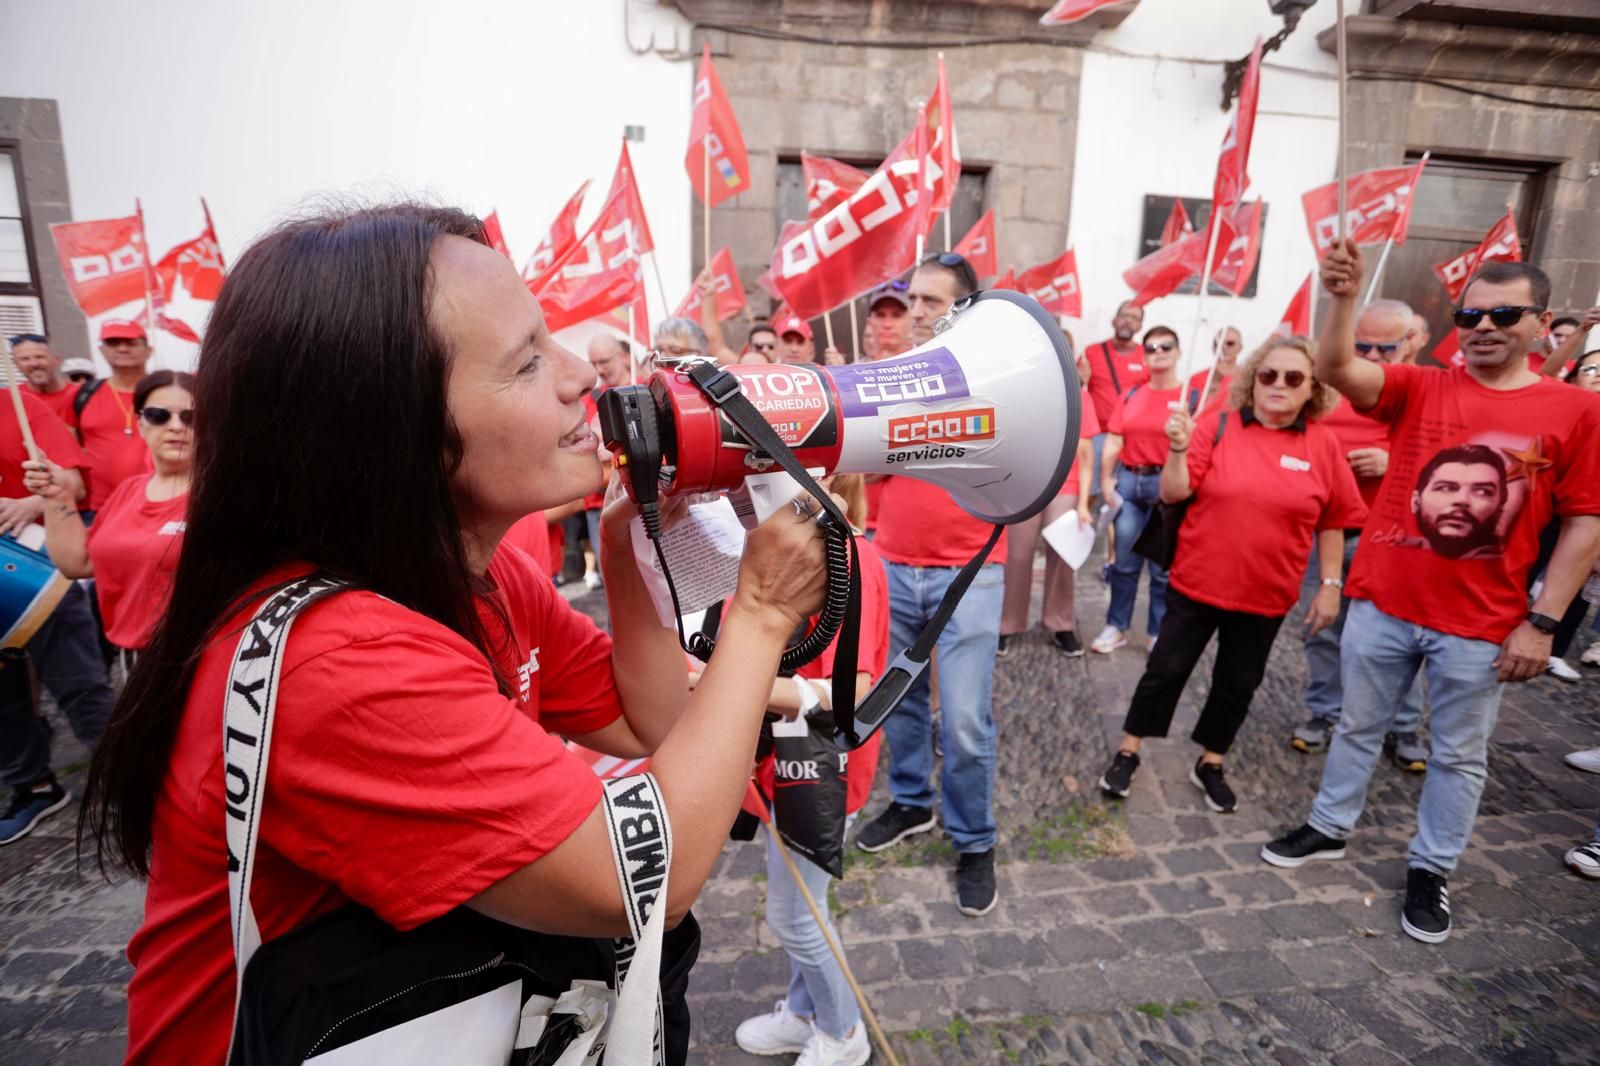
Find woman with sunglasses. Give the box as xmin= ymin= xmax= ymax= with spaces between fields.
xmin=1099 ymin=337 xmax=1364 ymax=813
xmin=24 ymin=371 xmax=197 ymax=656
xmin=1093 ymin=325 xmax=1185 ymax=655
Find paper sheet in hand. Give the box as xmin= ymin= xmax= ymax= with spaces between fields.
xmin=630 ymin=497 xmax=746 ymax=627
xmin=1042 ymin=511 xmax=1096 ymax=571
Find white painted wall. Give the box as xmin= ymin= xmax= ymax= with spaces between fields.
xmin=0 ymin=0 xmax=696 ymax=371
xmin=1068 ymin=0 xmax=1339 ymax=372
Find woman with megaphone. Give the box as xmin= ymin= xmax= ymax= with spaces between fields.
xmin=80 ymin=202 xmax=833 ymax=1065
xmin=1098 ymin=335 xmax=1366 ymax=813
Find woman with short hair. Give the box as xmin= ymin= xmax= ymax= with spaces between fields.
xmin=1099 ymin=336 xmax=1365 ymax=812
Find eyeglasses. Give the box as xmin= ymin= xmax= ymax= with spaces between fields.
xmin=1256 ymin=368 xmax=1307 ymax=388
xmin=1580 ymin=366 xmax=1600 ymax=378
xmin=1220 ymin=338 xmax=1242 ymax=348
xmin=1144 ymin=341 xmax=1176 ymax=354
xmin=1354 ymin=341 xmax=1401 ymax=356
xmin=140 ymin=406 xmax=194 ymax=427
xmin=750 ymin=341 xmax=776 ymax=353
xmin=1452 ymin=305 xmax=1545 ymax=329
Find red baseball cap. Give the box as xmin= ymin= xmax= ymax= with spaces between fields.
xmin=99 ymin=319 xmax=147 ymax=341
xmin=771 ymin=313 xmax=813 ymax=342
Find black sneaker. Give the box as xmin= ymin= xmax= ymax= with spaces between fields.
xmin=996 ymin=634 xmax=1012 ymax=658
xmin=1261 ymin=823 xmax=1346 ymax=868
xmin=855 ymin=802 xmax=936 ymax=853
xmin=1401 ymin=867 xmax=1451 ymax=943
xmin=1190 ymin=759 xmax=1237 ymax=813
xmin=956 ymin=849 xmax=998 ymax=917
xmin=1098 ymin=750 xmax=1140 ymax=798
xmin=0 ymin=777 xmax=69 ymax=846
xmin=1051 ymin=630 xmax=1085 ymax=657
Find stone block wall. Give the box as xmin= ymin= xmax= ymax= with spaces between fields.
xmin=0 ymin=97 xmax=87 ymax=360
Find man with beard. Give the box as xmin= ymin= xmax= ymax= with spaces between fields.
xmin=1264 ymin=252 xmax=1600 ymax=948
xmin=1410 ymin=445 xmax=1508 ymax=559
xmin=1083 ymin=301 xmax=1148 ymax=502
xmin=8 ymin=334 xmax=81 ymax=428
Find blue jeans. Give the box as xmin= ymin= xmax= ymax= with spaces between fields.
xmin=1107 ymin=467 xmax=1169 ymax=635
xmin=1308 ymin=599 xmax=1503 ymax=875
xmin=765 ymin=817 xmax=860 ymax=1040
xmin=882 ymin=561 xmax=1003 ymax=853
xmin=1299 ymin=535 xmax=1422 ymax=732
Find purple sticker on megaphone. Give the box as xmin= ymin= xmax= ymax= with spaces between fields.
xmin=830 ymin=347 xmax=971 ymax=416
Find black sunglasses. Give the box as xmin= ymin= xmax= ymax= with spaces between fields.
xmin=1144 ymin=341 xmax=1176 ymax=354
xmin=1354 ymin=341 xmax=1401 ymax=356
xmin=1453 ymin=305 xmax=1544 ymax=329
xmin=139 ymin=406 xmax=195 ymax=427
xmin=749 ymin=340 xmax=777 ymax=352
xmin=1256 ymin=368 xmax=1307 ymax=388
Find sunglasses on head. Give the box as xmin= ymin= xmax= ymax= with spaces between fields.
xmin=1354 ymin=341 xmax=1401 ymax=356
xmin=1144 ymin=341 xmax=1176 ymax=354
xmin=1256 ymin=368 xmax=1307 ymax=388
xmin=140 ymin=406 xmax=194 ymax=427
xmin=1452 ymin=305 xmax=1544 ymax=329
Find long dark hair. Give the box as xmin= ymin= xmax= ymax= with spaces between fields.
xmin=82 ymin=202 xmax=506 ymax=877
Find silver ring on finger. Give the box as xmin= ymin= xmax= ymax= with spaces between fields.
xmin=792 ymin=495 xmax=818 ymax=520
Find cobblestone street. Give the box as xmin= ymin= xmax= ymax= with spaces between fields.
xmin=2 ymin=556 xmax=1598 ymax=1064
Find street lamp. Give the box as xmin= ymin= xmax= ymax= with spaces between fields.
xmin=1222 ymin=0 xmax=1322 ymax=109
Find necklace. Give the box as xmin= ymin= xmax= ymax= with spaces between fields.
xmin=106 ymin=384 xmax=135 ymax=437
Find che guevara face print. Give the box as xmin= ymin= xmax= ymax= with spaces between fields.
xmin=1400 ymin=433 xmax=1547 ymax=560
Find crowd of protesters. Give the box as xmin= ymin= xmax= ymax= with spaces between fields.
xmin=4 ymin=209 xmax=1600 ymax=1066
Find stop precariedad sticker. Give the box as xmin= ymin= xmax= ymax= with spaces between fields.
xmin=718 ymin=364 xmax=838 ymax=449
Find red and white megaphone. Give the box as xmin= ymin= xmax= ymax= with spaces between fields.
xmin=600 ymin=289 xmax=1082 ymax=526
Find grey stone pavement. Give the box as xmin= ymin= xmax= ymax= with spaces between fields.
xmin=2 ymin=551 xmax=1599 ymax=1064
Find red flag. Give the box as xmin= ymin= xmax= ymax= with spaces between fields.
xmin=686 ymin=43 xmax=751 ymax=208
xmin=1039 ymin=0 xmax=1129 ymax=23
xmin=672 ymin=246 xmax=747 ymax=321
xmin=882 ymin=70 xmax=961 ymax=220
xmin=522 ymin=180 xmax=590 ymax=289
xmin=931 ymin=56 xmax=960 ymax=215
xmin=606 ymin=140 xmax=655 ymax=256
xmin=911 ymin=101 xmax=933 ymax=241
xmin=954 ymin=210 xmax=997 ymax=279
xmin=49 ymin=209 xmax=147 ymax=316
xmin=154 ymin=198 xmax=226 ymax=303
xmin=1434 ymin=330 xmax=1463 ymax=369
xmin=1275 ymin=274 xmax=1313 ymax=337
xmin=1211 ymin=201 xmax=1263 ymax=296
xmin=533 ymin=182 xmax=645 ymax=334
xmin=1016 ymin=249 xmax=1082 ymax=318
xmin=802 ymin=153 xmax=868 ymax=221
xmin=1433 ymin=210 xmax=1521 ymax=301
xmin=1210 ymin=37 xmax=1262 ymax=226
xmin=481 ymin=210 xmax=512 ymax=260
xmin=991 ymin=267 xmax=1017 ymax=292
xmin=134 ymin=202 xmax=198 ymax=342
xmin=1160 ymin=200 xmax=1192 ymax=248
xmin=1123 ymin=230 xmax=1208 ymax=307
xmin=1302 ymin=161 xmax=1427 ymax=259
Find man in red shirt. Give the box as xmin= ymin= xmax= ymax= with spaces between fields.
xmin=866 ymin=283 xmax=912 ymax=361
xmin=1186 ymin=326 xmax=1241 ymax=411
xmin=78 ymin=320 xmax=155 ymax=516
xmin=855 ymin=252 xmax=1004 ymax=920
xmin=1085 ymin=301 xmax=1149 ymax=502
xmin=9 ymin=333 xmax=82 ymax=428
xmin=1292 ymin=299 xmax=1426 ymax=768
xmin=1264 ymin=250 xmax=1600 ymax=947
xmin=0 ymin=393 xmax=117 ymax=845
xmin=773 ymin=312 xmax=815 ymax=366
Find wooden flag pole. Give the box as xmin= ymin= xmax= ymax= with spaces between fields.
xmin=1361 ymin=152 xmax=1429 ymax=309
xmin=823 ymin=312 xmax=837 ymax=354
xmin=1181 ymin=212 xmax=1226 ymax=411
xmin=1336 ymin=0 xmax=1349 ymax=242
xmin=848 ymin=299 xmax=861 ymax=361
xmin=648 ymin=252 xmax=670 ymax=318
xmin=1 ymin=338 xmax=40 ymax=461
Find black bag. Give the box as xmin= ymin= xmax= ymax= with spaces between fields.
xmin=223 ymin=576 xmax=697 ymax=1065
xmin=769 ymin=712 xmax=850 ymax=878
xmin=1132 ymin=411 xmax=1229 ymax=570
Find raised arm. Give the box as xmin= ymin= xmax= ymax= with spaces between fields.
xmin=1540 ymin=307 xmax=1600 ymax=377
xmin=699 ymin=276 xmax=739 ymax=364
xmin=1316 ymin=239 xmax=1385 ymax=410
xmin=1158 ymin=407 xmax=1194 ymax=504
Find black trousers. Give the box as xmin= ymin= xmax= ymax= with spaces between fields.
xmin=1122 ymin=587 xmax=1285 ymax=756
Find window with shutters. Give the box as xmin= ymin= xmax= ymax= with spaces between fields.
xmin=0 ymin=144 xmax=46 ymax=336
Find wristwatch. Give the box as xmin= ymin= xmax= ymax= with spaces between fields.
xmin=1527 ymin=611 xmax=1560 ymax=635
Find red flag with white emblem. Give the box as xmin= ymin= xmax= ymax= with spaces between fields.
xmin=882 ymin=68 xmax=961 ymax=219
xmin=801 ymin=153 xmax=869 ymax=221
xmin=481 ymin=210 xmax=512 ymax=260
xmin=953 ymin=210 xmax=997 ymax=279
xmin=606 ymin=140 xmax=655 ymax=256
xmin=154 ymin=198 xmax=226 ymax=303
xmin=1275 ymin=274 xmax=1313 ymax=337
xmin=1160 ymin=200 xmax=1192 ymax=248
xmin=686 ymin=43 xmax=751 ymax=208
xmin=1209 ymin=37 xmax=1262 ymax=227
xmin=533 ymin=181 xmax=645 ymax=334
xmin=1432 ymin=210 xmax=1521 ymax=301
xmin=133 ymin=201 xmax=198 ymax=341
xmin=1016 ymin=249 xmax=1082 ymax=318
xmin=991 ymin=267 xmax=1017 ymax=292
xmin=522 ymin=181 xmax=590 ymax=290
xmin=672 ymin=246 xmax=746 ymax=321
xmin=1301 ymin=158 xmax=1428 ymax=260
xmin=1039 ymin=0 xmax=1131 ymax=24
xmin=49 ymin=209 xmax=147 ymax=316
xmin=1211 ymin=201 xmax=1263 ymax=296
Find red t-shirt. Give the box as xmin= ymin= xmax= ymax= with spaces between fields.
xmin=1085 ymin=339 xmax=1149 ymax=427
xmin=1062 ymin=387 xmax=1101 ymax=497
xmin=1319 ymin=397 xmax=1392 ymax=509
xmin=85 ymin=474 xmax=185 ymax=649
xmin=1347 ymin=364 xmax=1600 ymax=643
xmin=1108 ymin=385 xmax=1183 ymax=467
xmin=0 ymin=391 xmax=85 ymax=501
xmin=1187 ymin=370 xmax=1232 ymax=416
xmin=864 ymin=478 xmax=886 ymax=531
xmin=1170 ymin=410 xmax=1367 ymax=617
xmin=78 ymin=381 xmax=150 ymax=511
xmin=872 ymin=476 xmax=1006 ymax=567
xmin=757 ymin=538 xmax=890 ymax=815
xmin=502 ymin=511 xmax=556 ymax=577
xmin=25 ymin=382 xmax=81 ymax=430
xmin=124 ymin=545 xmax=624 ymax=1065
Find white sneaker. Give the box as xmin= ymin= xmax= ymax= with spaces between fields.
xmin=1548 ymin=656 xmax=1582 ymax=683
xmin=1090 ymin=625 xmax=1127 ymax=654
xmin=583 ymin=571 xmax=603 ymax=591
xmin=796 ymin=1022 xmax=872 ymax=1066
xmin=735 ymin=1000 xmax=813 ymax=1056
xmin=1566 ymin=841 xmax=1600 ymax=879
xmin=1146 ymin=634 xmax=1159 ymax=653
xmin=1583 ymin=639 xmax=1600 ymax=667
xmin=1565 ymin=747 xmax=1600 ymax=774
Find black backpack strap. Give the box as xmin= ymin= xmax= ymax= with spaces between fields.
xmin=1100 ymin=342 xmax=1121 ymax=397
xmin=72 ymin=378 xmax=104 ymax=425
xmin=1215 ymin=409 xmax=1228 ymax=445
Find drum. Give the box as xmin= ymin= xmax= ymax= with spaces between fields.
xmin=0 ymin=525 xmax=71 ymax=650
